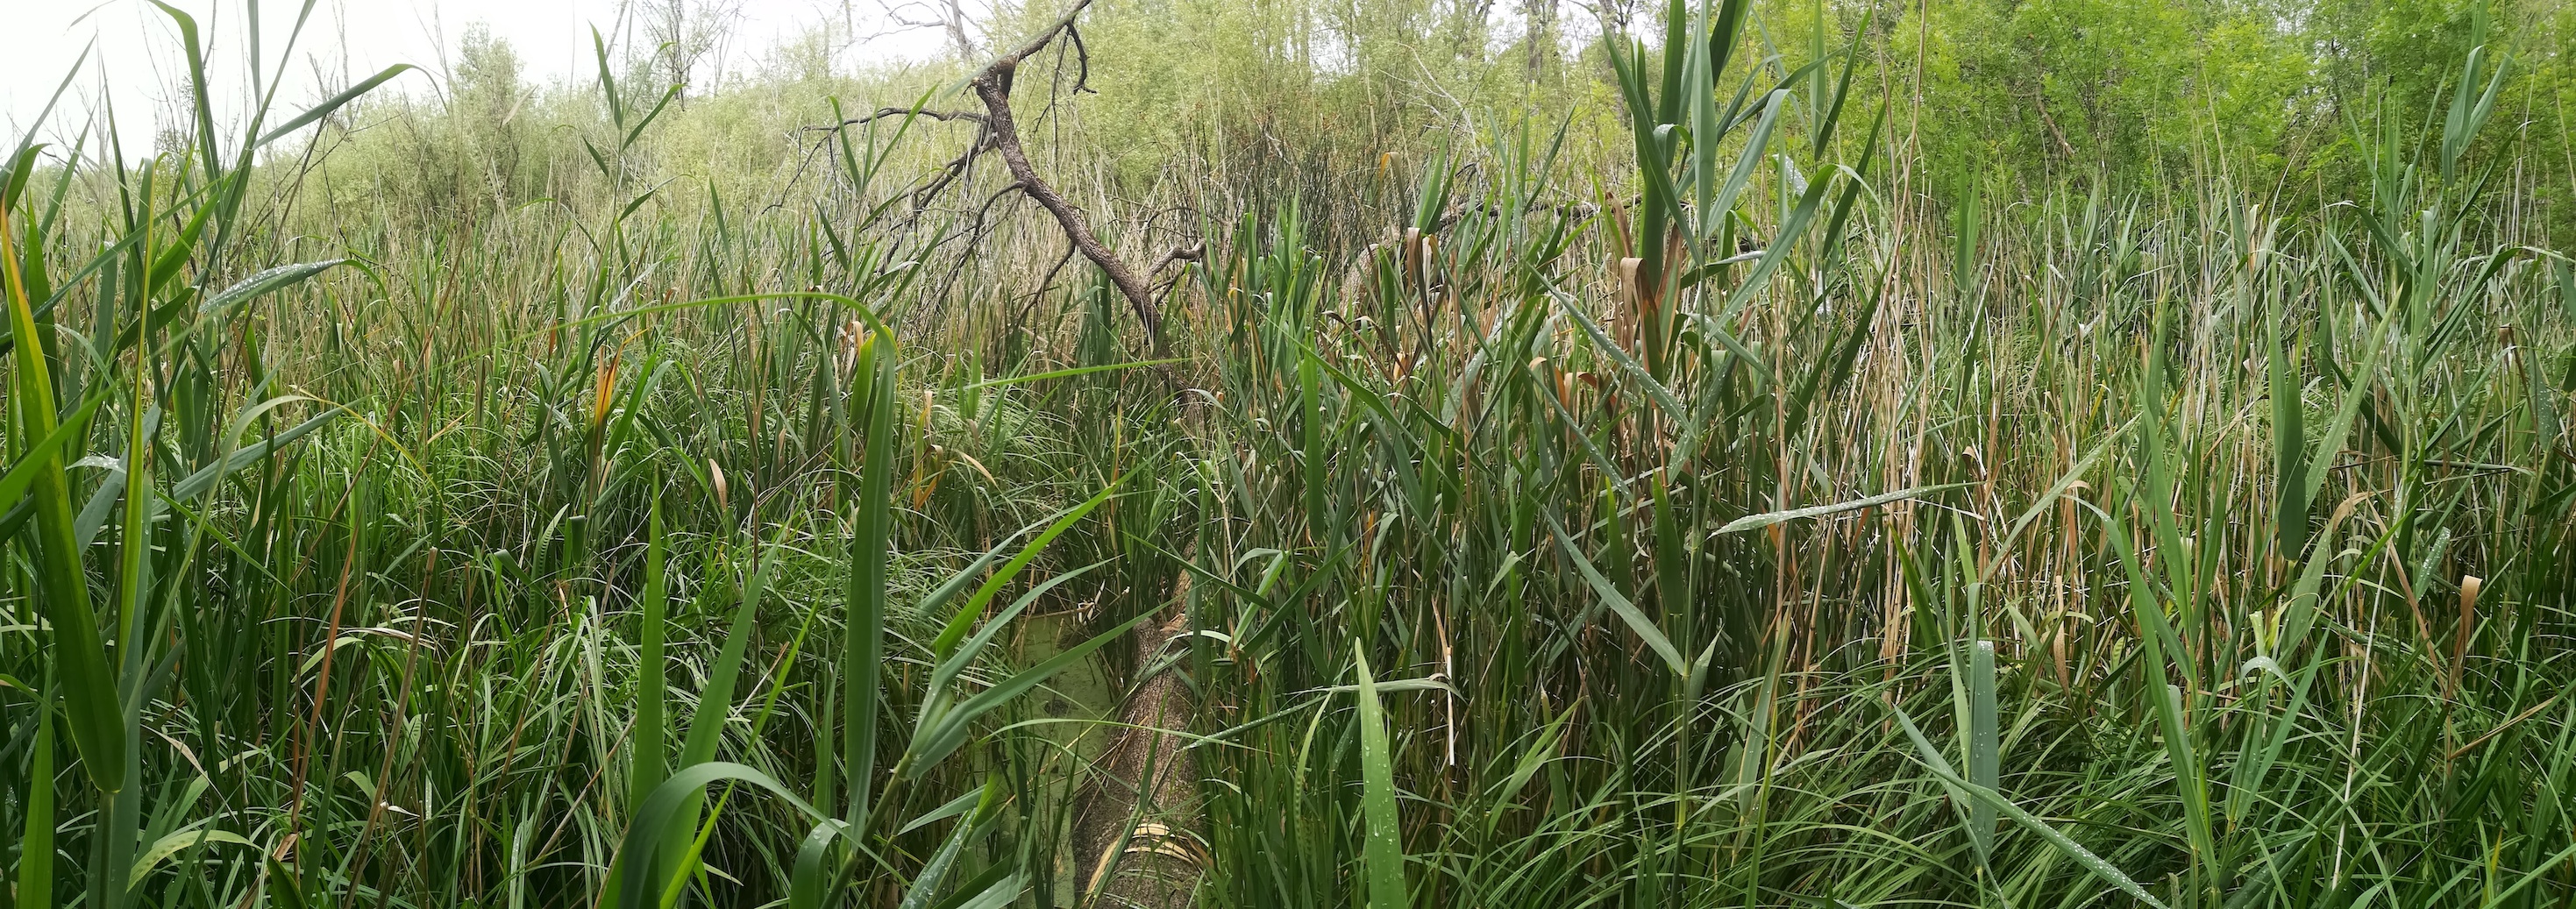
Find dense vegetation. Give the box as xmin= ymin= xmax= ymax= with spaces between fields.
xmin=4 ymin=1 xmax=2574 ymax=908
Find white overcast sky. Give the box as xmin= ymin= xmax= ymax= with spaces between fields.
xmin=3 ymin=1 xmax=949 ymax=156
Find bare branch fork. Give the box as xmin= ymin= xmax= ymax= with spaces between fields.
xmin=790 ymin=0 xmax=1196 ymax=353
xmin=962 ymin=0 xmax=1193 ymax=352
xmin=779 ymin=107 xmax=989 ymax=217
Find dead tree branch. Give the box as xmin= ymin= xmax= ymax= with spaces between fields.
xmin=814 ymin=106 xmax=987 ymax=129
xmin=795 ymin=0 xmax=1196 ymax=354
xmin=965 ymin=0 xmax=1185 ymax=352
xmin=1144 ymin=242 xmax=1205 ymax=295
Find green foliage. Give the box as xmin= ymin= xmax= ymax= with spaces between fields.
xmin=4 ymin=2 xmax=2573 ymax=909
xmin=1891 ymin=0 xmax=2308 ymax=184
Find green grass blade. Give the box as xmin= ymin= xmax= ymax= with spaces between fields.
xmin=1968 ymin=640 xmax=1997 ymax=866
xmin=13 ymin=693 xmax=53 ymax=909
xmin=0 ymin=391 xmax=107 ymax=509
xmin=963 ymin=358 xmax=1186 ymax=389
xmin=170 ymin=408 xmax=336 ymax=501
xmin=847 ymin=334 xmax=893 ymax=826
xmin=1715 ymin=483 xmax=1972 ymax=536
xmin=194 ymin=259 xmax=345 ymax=320
xmin=1300 ymin=351 xmax=1327 ymax=547
xmin=682 ymin=549 xmax=776 ymax=768
xmin=2299 ymin=321 xmax=2390 ymax=531
xmin=895 ymin=779 xmax=1000 ymax=909
xmin=127 ymin=830 xmax=253 ymax=890
xmin=632 ymin=497 xmax=669 ymax=809
xmin=2101 ymin=508 xmax=2219 ymax=891
xmin=928 ymin=558 xmax=1111 ymax=700
xmin=1546 ymin=515 xmax=1687 ymax=677
xmin=642 ymin=542 xmax=780 ymax=900
xmin=902 ymin=610 xmax=1152 ymax=778
xmin=616 ymin=763 xmax=831 ymax=909
xmin=787 ymin=820 xmax=850 ymax=909
xmin=2 ymin=204 xmax=121 ymax=793
xmin=2269 ymin=301 xmax=2309 ymax=554
xmin=928 ymin=482 xmax=1118 ymax=660
xmin=1893 ymin=708 xmax=2167 ymax=909
xmin=1353 ymin=642 xmax=1408 ymax=909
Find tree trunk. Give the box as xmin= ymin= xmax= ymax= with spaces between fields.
xmin=1069 ymin=572 xmax=1202 ymax=908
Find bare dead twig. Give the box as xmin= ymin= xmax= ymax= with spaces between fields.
xmin=767 ymin=107 xmax=985 ymax=216
xmin=991 ymin=241 xmax=1083 ymax=365
xmin=1064 ymin=23 xmax=1095 ymax=95
xmin=805 ymin=106 xmax=987 ymax=130
xmin=1144 ymin=242 xmax=1206 ymax=294
xmin=924 ymin=181 xmax=1028 ymax=308
xmin=904 ymin=131 xmax=996 ymax=221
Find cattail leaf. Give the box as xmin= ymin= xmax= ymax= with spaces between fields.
xmin=1547 ymin=515 xmax=1688 ymax=677
xmin=14 ymin=691 xmax=53 ymax=909
xmin=928 ymin=483 xmax=1118 ymax=661
xmin=196 ymin=259 xmax=345 ymax=319
xmin=172 ymin=408 xmax=337 ymax=502
xmin=1968 ymin=640 xmax=1998 ymax=865
xmin=630 ymin=497 xmax=669 ymax=855
xmin=1 ymin=202 xmax=121 ymax=793
xmin=617 ymin=763 xmax=831 ymax=909
xmin=928 ymin=558 xmax=1111 ymax=700
xmin=1891 ymin=707 xmax=2169 ymax=909
xmin=786 ymin=820 xmax=851 ymax=909
xmin=903 ymin=610 xmax=1151 ymax=778
xmin=0 ymin=391 xmax=108 ymax=511
xmin=1352 ymin=642 xmax=1409 ymax=909
xmin=845 ymin=332 xmax=896 ymax=828
xmin=1715 ymin=483 xmax=1971 ymax=536
xmin=127 ymin=829 xmax=254 ymax=890
xmin=896 ymin=779 xmax=999 ymax=909
xmin=255 ymin=66 xmax=416 ymax=148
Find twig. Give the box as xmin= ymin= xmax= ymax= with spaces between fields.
xmin=1144 ymin=242 xmax=1206 ymax=294
xmin=767 ymin=107 xmax=986 ymax=216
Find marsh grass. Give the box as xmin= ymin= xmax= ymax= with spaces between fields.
xmin=4 ymin=1 xmax=2575 ymax=908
